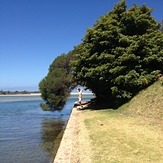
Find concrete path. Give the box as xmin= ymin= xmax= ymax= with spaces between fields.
xmin=53 ymin=106 xmax=80 ymax=163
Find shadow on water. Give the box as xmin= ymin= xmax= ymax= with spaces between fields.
xmin=39 ymin=95 xmax=76 ymax=162
xmin=39 ymin=94 xmax=95 ymax=161
xmin=40 ymin=117 xmax=67 ymax=161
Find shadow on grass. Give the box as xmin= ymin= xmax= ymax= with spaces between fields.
xmin=73 ymin=97 xmax=129 ymax=111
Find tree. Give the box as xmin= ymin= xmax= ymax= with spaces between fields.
xmin=39 ymin=52 xmax=75 ymax=110
xmin=72 ymin=0 xmax=163 ymax=107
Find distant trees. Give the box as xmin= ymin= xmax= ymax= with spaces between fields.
xmin=39 ymin=0 xmax=163 ymax=110
xmin=0 ymin=90 xmax=39 ymax=95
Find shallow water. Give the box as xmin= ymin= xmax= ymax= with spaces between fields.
xmin=0 ymin=94 xmax=93 ymax=163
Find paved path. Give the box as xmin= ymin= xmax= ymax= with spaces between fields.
xmin=53 ymin=107 xmax=80 ymax=163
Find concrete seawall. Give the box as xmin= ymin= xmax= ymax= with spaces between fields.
xmin=53 ymin=107 xmax=79 ymax=163
xmin=53 ymin=100 xmax=91 ymax=162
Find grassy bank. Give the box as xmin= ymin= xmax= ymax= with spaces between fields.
xmin=75 ymin=77 xmax=163 ymax=163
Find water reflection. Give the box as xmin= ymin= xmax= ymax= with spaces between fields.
xmin=0 ymin=96 xmax=73 ymax=163
xmin=40 ymin=116 xmax=68 ymax=161
xmin=39 ymin=94 xmax=95 ymax=161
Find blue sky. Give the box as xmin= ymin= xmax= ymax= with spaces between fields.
xmin=0 ymin=0 xmax=162 ymax=91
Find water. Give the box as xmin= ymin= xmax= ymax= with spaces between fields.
xmin=0 ymin=94 xmax=94 ymax=163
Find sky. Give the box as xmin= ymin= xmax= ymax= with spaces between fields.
xmin=0 ymin=0 xmax=162 ymax=91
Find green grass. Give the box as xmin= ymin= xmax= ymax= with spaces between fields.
xmin=121 ymin=77 xmax=163 ymax=126
xmin=83 ymin=77 xmax=163 ymax=163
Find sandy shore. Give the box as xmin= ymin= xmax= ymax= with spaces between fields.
xmin=0 ymin=93 xmax=41 ymax=96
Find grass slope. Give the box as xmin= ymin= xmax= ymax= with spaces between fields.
xmin=121 ymin=77 xmax=163 ymax=125
xmin=81 ymin=77 xmax=163 ymax=163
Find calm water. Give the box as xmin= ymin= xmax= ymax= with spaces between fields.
xmin=0 ymin=94 xmax=93 ymax=163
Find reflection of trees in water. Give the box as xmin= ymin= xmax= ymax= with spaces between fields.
xmin=40 ymin=117 xmax=67 ymax=158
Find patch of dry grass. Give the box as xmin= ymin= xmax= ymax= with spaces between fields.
xmin=80 ymin=77 xmax=163 ymax=163
xmin=83 ymin=110 xmax=163 ymax=163
xmin=121 ymin=77 xmax=163 ymax=126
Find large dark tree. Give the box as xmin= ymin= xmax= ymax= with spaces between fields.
xmin=39 ymin=52 xmax=75 ymax=110
xmin=72 ymin=0 xmax=163 ymax=107
xmin=39 ymin=0 xmax=163 ymax=110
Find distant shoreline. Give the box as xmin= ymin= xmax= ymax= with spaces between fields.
xmin=0 ymin=92 xmax=94 ymax=97
xmin=0 ymin=93 xmax=41 ymax=96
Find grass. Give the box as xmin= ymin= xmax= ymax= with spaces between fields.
xmin=81 ymin=77 xmax=163 ymax=163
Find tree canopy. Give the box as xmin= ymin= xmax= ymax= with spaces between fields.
xmin=39 ymin=52 xmax=75 ymax=110
xmin=72 ymin=0 xmax=163 ymax=107
xmin=39 ymin=0 xmax=163 ymax=110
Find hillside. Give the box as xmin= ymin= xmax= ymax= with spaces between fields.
xmin=70 ymin=77 xmax=163 ymax=163
xmin=121 ymin=76 xmax=163 ymax=126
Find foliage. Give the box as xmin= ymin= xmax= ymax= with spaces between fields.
xmin=39 ymin=0 xmax=163 ymax=110
xmin=39 ymin=52 xmax=76 ymax=110
xmin=72 ymin=0 xmax=163 ymax=107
